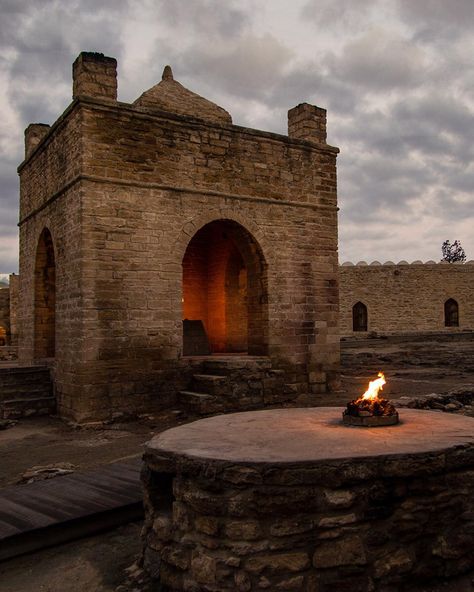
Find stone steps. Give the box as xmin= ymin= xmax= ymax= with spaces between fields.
xmin=178 ymin=390 xmax=223 ymax=415
xmin=192 ymin=374 xmax=227 ymax=396
xmin=0 ymin=365 xmax=55 ymax=419
xmin=1 ymin=396 xmax=57 ymax=419
xmin=179 ymin=357 xmax=283 ymax=415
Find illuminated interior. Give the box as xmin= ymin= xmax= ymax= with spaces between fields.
xmin=34 ymin=227 xmax=56 ymax=358
xmin=0 ymin=325 xmax=6 ymax=346
xmin=182 ymin=220 xmax=267 ymax=355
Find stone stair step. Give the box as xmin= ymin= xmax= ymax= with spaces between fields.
xmin=178 ymin=391 xmax=222 ymax=415
xmin=192 ymin=374 xmax=228 ymax=396
xmin=1 ymin=396 xmax=57 ymax=419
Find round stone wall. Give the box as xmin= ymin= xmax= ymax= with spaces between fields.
xmin=142 ymin=408 xmax=474 ymax=591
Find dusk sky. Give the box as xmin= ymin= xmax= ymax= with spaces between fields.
xmin=1 ymin=0 xmax=473 ymax=277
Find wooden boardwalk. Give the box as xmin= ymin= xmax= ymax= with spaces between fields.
xmin=0 ymin=457 xmax=143 ymax=561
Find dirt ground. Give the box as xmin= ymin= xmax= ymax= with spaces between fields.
xmin=0 ymin=523 xmax=143 ymax=592
xmin=1 ymin=333 xmax=473 ymax=591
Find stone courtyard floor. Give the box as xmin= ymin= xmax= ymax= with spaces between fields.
xmin=0 ymin=333 xmax=473 ymax=591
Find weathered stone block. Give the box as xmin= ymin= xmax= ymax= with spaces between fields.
xmin=313 ymin=535 xmax=367 ymax=568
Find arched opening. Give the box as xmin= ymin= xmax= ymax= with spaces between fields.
xmin=444 ymin=298 xmax=459 ymax=327
xmin=0 ymin=325 xmax=6 ymax=346
xmin=182 ymin=219 xmax=267 ymax=356
xmin=353 ymin=301 xmax=368 ymax=332
xmin=34 ymin=228 xmax=56 ymax=358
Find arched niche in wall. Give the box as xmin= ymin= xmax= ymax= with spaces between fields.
xmin=444 ymin=298 xmax=459 ymax=327
xmin=34 ymin=227 xmax=56 ymax=358
xmin=352 ymin=301 xmax=368 ymax=332
xmin=0 ymin=325 xmax=6 ymax=346
xmin=182 ymin=219 xmax=268 ymax=356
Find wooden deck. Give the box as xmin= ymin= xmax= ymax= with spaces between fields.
xmin=0 ymin=456 xmax=143 ymax=561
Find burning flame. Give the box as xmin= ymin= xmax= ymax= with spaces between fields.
xmin=345 ymin=371 xmax=396 ymax=420
xmin=361 ymin=372 xmax=386 ymax=401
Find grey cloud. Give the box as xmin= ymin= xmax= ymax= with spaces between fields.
xmin=301 ymin=0 xmax=376 ymax=28
xmin=267 ymin=68 xmax=358 ymax=116
xmin=171 ymin=34 xmax=293 ymax=103
xmin=397 ymin=0 xmax=474 ymax=39
xmin=326 ymin=29 xmax=427 ymax=92
xmin=154 ymin=0 xmax=249 ymax=40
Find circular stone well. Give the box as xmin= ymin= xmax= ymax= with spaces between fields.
xmin=142 ymin=408 xmax=474 ymax=591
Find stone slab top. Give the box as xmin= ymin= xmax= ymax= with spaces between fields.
xmin=146 ymin=407 xmax=474 ymax=465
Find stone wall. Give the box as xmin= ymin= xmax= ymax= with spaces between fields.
xmin=340 ymin=261 xmax=474 ymax=336
xmin=9 ymin=274 xmax=19 ymax=346
xmin=17 ymin=52 xmax=340 ymax=422
xmin=0 ymin=288 xmax=10 ymax=345
xmin=142 ymin=414 xmax=474 ymax=591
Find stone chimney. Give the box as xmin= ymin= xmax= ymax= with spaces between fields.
xmin=72 ymin=52 xmax=117 ymax=101
xmin=288 ymin=102 xmax=327 ymax=144
xmin=24 ymin=123 xmax=51 ymax=158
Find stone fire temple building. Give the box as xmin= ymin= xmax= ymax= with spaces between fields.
xmin=17 ymin=52 xmax=339 ymax=421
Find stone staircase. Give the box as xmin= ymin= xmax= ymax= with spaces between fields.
xmin=0 ymin=366 xmax=56 ymax=419
xmin=178 ymin=357 xmax=287 ymax=415
xmin=179 ymin=373 xmax=228 ymax=415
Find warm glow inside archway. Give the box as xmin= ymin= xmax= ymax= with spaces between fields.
xmin=182 ymin=220 xmax=267 ymax=356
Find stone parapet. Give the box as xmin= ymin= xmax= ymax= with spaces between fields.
xmin=339 ymin=261 xmax=474 ymax=335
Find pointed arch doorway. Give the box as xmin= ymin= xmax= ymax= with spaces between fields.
xmin=34 ymin=228 xmax=56 ymax=358
xmin=182 ymin=220 xmax=268 ymax=356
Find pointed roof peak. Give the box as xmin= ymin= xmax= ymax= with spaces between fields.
xmin=162 ymin=65 xmax=173 ymax=81
xmin=133 ymin=65 xmax=232 ymax=125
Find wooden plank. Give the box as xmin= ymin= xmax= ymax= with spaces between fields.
xmin=0 ymin=457 xmax=143 ymax=556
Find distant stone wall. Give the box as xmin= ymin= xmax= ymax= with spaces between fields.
xmin=339 ymin=261 xmax=474 ymax=336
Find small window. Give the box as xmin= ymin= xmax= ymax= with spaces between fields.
xmin=353 ymin=302 xmax=368 ymax=332
xmin=444 ymin=299 xmax=459 ymax=327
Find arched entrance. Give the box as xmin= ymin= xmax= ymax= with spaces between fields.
xmin=34 ymin=228 xmax=56 ymax=358
xmin=182 ymin=220 xmax=267 ymax=356
xmin=444 ymin=298 xmax=459 ymax=327
xmin=352 ymin=301 xmax=368 ymax=332
xmin=0 ymin=325 xmax=6 ymax=346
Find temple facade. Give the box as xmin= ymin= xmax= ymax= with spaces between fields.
xmin=17 ymin=52 xmax=340 ymax=421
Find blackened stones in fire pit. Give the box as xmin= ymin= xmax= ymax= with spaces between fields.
xmin=343 ymin=397 xmax=399 ymax=426
xmin=342 ymin=410 xmax=399 ymax=426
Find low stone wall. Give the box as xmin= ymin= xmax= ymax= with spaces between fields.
xmin=0 ymin=366 xmax=55 ymax=419
xmin=0 ymin=347 xmax=18 ymax=362
xmin=142 ymin=409 xmax=474 ymax=591
xmin=396 ymin=385 xmax=474 ymax=416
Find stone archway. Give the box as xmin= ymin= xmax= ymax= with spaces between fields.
xmin=0 ymin=325 xmax=6 ymax=346
xmin=182 ymin=219 xmax=268 ymax=356
xmin=34 ymin=228 xmax=56 ymax=358
xmin=444 ymin=298 xmax=459 ymax=327
xmin=353 ymin=301 xmax=368 ymax=332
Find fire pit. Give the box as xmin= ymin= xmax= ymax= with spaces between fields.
xmin=343 ymin=372 xmax=399 ymax=426
xmin=142 ymin=407 xmax=474 ymax=591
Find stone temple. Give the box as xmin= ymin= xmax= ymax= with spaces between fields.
xmin=16 ymin=52 xmax=340 ymax=422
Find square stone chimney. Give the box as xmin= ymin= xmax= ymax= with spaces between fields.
xmin=288 ymin=102 xmax=327 ymax=143
xmin=72 ymin=52 xmax=117 ymax=101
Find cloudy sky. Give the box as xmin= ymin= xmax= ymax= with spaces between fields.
xmin=1 ymin=0 xmax=473 ymax=276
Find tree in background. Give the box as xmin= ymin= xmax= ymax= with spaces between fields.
xmin=441 ymin=240 xmax=466 ymax=263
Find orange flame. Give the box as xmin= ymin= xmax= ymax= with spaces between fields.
xmin=361 ymin=372 xmax=386 ymax=401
